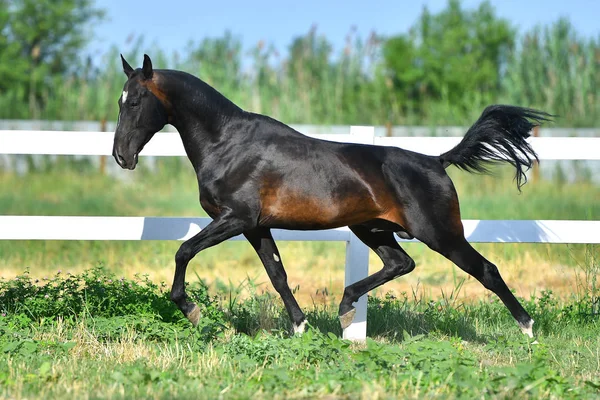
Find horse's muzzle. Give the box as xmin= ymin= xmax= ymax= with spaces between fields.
xmin=113 ymin=148 xmax=138 ymax=170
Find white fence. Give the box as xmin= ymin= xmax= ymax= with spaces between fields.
xmin=1 ymin=127 xmax=599 ymax=341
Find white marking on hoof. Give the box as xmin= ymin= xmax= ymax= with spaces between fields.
xmin=122 ymin=91 xmax=128 ymax=103
xmin=273 ymin=253 xmax=280 ymax=262
xmin=293 ymin=320 xmax=307 ymax=334
xmin=519 ymin=319 xmax=535 ymax=338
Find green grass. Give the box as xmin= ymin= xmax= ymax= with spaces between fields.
xmin=2 ymin=161 xmax=597 ymax=219
xmin=1 ymin=267 xmax=599 ymax=399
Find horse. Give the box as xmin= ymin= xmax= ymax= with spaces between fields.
xmin=113 ymin=54 xmax=551 ymax=338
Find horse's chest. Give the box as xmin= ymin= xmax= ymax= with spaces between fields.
xmin=197 ymin=172 xmax=252 ymax=217
xmin=198 ymin=179 xmax=227 ymax=218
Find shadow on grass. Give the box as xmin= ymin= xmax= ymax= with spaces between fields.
xmin=226 ymin=292 xmax=487 ymax=343
xmin=309 ymin=302 xmax=484 ymax=343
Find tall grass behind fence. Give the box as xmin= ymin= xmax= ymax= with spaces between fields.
xmin=0 ymin=19 xmax=598 ymax=127
xmin=503 ymin=19 xmax=600 ymax=127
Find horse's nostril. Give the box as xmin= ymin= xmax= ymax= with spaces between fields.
xmin=117 ymin=153 xmax=126 ymax=166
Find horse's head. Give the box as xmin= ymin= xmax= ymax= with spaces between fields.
xmin=113 ymin=54 xmax=170 ymax=170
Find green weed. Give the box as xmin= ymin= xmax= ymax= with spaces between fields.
xmin=0 ymin=268 xmax=598 ymax=399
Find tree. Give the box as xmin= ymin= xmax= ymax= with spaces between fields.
xmin=0 ymin=0 xmax=105 ymax=116
xmin=503 ymin=18 xmax=600 ymax=126
xmin=382 ymin=0 xmax=516 ymax=117
xmin=0 ymin=0 xmax=28 ymax=92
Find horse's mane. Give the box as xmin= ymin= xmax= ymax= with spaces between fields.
xmin=157 ymin=69 xmax=243 ymax=117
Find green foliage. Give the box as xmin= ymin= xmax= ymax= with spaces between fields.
xmin=0 ymin=267 xmax=599 ymax=398
xmin=383 ymin=0 xmax=515 ymax=121
xmin=503 ymin=18 xmax=600 ymax=127
xmin=1 ymin=0 xmax=599 ymax=126
xmin=183 ymin=30 xmax=244 ymax=101
xmin=0 ymin=0 xmax=105 ymax=118
xmin=0 ymin=266 xmax=227 ymax=341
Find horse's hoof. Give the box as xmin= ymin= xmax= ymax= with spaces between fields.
xmin=187 ymin=304 xmax=201 ymax=327
xmin=339 ymin=308 xmax=356 ymax=330
xmin=519 ymin=319 xmax=534 ymax=338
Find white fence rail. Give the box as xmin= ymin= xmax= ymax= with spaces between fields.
xmin=1 ymin=127 xmax=599 ymax=341
xmin=2 ymin=130 xmax=600 ymax=160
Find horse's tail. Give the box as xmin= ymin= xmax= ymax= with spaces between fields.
xmin=439 ymin=104 xmax=552 ymax=191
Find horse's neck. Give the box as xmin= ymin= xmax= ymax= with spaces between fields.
xmin=160 ymin=73 xmax=243 ymax=171
xmin=171 ymin=119 xmax=219 ymax=173
xmin=169 ymin=97 xmax=238 ymax=172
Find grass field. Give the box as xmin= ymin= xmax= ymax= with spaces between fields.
xmin=0 ymin=159 xmax=599 ymax=398
xmin=0 ymin=267 xmax=599 ymax=399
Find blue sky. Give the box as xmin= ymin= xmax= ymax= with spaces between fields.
xmin=89 ymin=0 xmax=599 ymax=61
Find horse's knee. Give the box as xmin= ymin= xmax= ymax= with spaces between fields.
xmin=404 ymin=257 xmax=416 ymax=273
xmin=385 ymin=255 xmax=415 ymax=278
xmin=175 ymin=244 xmax=192 ymax=266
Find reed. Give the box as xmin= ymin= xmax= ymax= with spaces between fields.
xmin=0 ymin=21 xmax=597 ymax=126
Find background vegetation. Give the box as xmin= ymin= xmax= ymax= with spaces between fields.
xmin=1 ymin=1 xmax=598 ymax=397
xmin=0 ymin=0 xmax=598 ymax=126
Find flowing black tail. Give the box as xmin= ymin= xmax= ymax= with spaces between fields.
xmin=439 ymin=105 xmax=553 ymax=191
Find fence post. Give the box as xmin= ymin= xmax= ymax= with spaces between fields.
xmin=342 ymin=125 xmax=375 ymax=341
xmin=343 ymin=232 xmax=370 ymax=341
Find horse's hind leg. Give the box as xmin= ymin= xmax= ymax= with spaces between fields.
xmin=413 ymin=214 xmax=535 ymax=337
xmin=244 ymin=227 xmax=307 ymax=333
xmin=389 ymin=164 xmax=534 ymax=336
xmin=438 ymin=238 xmax=534 ymax=336
xmin=338 ymin=224 xmax=416 ymax=329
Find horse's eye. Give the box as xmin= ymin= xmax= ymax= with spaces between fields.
xmin=130 ymin=100 xmax=140 ymax=107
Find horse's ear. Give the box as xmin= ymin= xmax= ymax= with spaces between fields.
xmin=121 ymin=54 xmax=134 ymax=78
xmin=142 ymin=54 xmax=153 ymax=80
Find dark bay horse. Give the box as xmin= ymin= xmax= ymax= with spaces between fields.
xmin=113 ymin=54 xmax=551 ymax=338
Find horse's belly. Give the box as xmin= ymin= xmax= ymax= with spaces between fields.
xmin=258 ymin=189 xmax=382 ymax=230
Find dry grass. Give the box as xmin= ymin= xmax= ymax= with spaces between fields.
xmin=1 ymin=240 xmax=593 ymax=308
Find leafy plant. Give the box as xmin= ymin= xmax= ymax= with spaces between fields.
xmin=0 ymin=266 xmax=227 ymax=341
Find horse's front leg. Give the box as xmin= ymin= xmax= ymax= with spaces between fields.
xmin=170 ymin=210 xmax=253 ymax=326
xmin=244 ymin=227 xmax=307 ymax=334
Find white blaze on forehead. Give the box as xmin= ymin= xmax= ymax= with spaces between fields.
xmin=116 ymin=91 xmax=127 ymax=131
xmin=116 ymin=91 xmax=128 ymax=131
xmin=273 ymin=253 xmax=280 ymax=262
